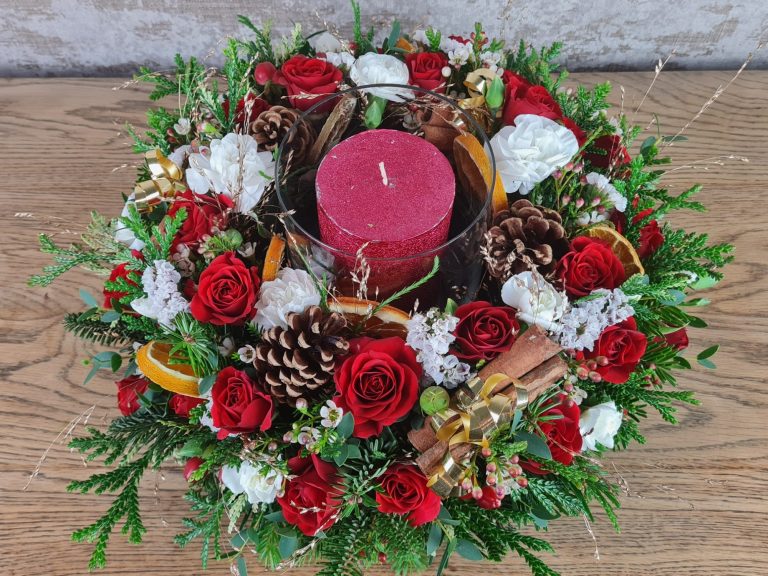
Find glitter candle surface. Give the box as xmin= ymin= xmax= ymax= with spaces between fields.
xmin=316 ymin=129 xmax=455 ymax=294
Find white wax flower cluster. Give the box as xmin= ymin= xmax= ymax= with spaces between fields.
xmin=580 ymin=401 xmax=623 ymax=451
xmin=130 ymin=260 xmax=189 ymax=328
xmin=221 ymin=460 xmax=284 ymax=505
xmin=186 ymin=133 xmax=275 ymax=214
xmin=350 ymin=53 xmax=413 ymax=102
xmin=577 ymin=172 xmax=628 ymax=226
xmin=252 ymin=268 xmax=321 ymax=330
xmin=411 ymin=31 xmax=475 ymax=68
xmin=555 ymin=288 xmax=634 ymax=351
xmin=490 ymin=114 xmax=579 ymax=194
xmin=501 ymin=271 xmax=567 ymax=331
xmin=406 ymin=308 xmax=471 ymax=389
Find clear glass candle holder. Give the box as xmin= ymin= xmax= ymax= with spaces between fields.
xmin=275 ymin=83 xmax=495 ymax=309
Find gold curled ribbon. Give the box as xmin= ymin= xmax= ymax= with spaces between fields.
xmin=458 ymin=68 xmax=499 ymax=110
xmin=426 ymin=373 xmax=530 ymax=497
xmin=133 ymin=149 xmax=186 ymax=213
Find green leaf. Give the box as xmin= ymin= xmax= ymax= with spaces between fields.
xmin=110 ymin=353 xmax=123 ymax=373
xmin=333 ymin=444 xmax=349 ymax=467
xmin=436 ymin=537 xmax=457 ymax=576
xmin=264 ymin=510 xmax=285 ymax=523
xmin=697 ymin=357 xmax=716 ymax=369
xmin=687 ymin=315 xmax=708 ymax=328
xmin=235 ymin=555 xmax=248 ymax=576
xmin=337 ymin=412 xmax=355 ymax=439
xmin=511 ymin=409 xmax=523 ymax=432
xmin=690 ymin=273 xmax=719 ymax=291
xmin=364 ymin=95 xmax=388 ymax=129
xmin=659 ymin=290 xmax=686 ymax=305
xmin=697 ymin=344 xmax=719 ymax=360
xmin=516 ymin=431 xmax=552 ymax=460
xmin=80 ymin=288 xmax=99 ymax=308
xmin=426 ymin=522 xmax=443 ymax=556
xmin=100 ymin=310 xmax=120 ymax=323
xmin=444 ymin=298 xmax=458 ymax=316
xmin=278 ymin=534 xmax=299 ymax=559
xmin=198 ymin=374 xmax=216 ymax=396
xmin=456 ymin=539 xmax=484 ymax=561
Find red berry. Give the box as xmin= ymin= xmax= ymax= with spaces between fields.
xmin=183 ymin=457 xmax=204 ymax=482
xmin=378 ymin=552 xmax=387 ymax=563
xmin=253 ymin=61 xmax=277 ymax=85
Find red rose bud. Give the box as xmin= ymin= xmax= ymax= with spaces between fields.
xmin=166 ymin=189 xmax=233 ymax=251
xmin=211 ymin=366 xmax=273 ymax=439
xmin=279 ymin=55 xmax=342 ymax=112
xmin=375 ymin=463 xmax=441 ymax=527
xmin=115 ymin=375 xmax=149 ymax=416
xmin=253 ymin=61 xmax=277 ymax=85
xmin=278 ymin=454 xmax=342 ymax=536
xmin=183 ymin=457 xmax=204 ymax=482
xmin=584 ymin=134 xmax=631 ymax=170
xmin=190 ymin=252 xmax=261 ymax=325
xmin=333 ymin=337 xmax=421 ymax=439
xmin=521 ymin=393 xmax=582 ymax=475
xmin=663 ymin=328 xmax=689 ymax=351
xmin=557 ymin=236 xmax=626 ymax=298
xmin=405 ymin=52 xmax=449 ymax=93
xmin=637 ymin=219 xmax=664 ymax=259
xmin=584 ymin=317 xmax=647 ymax=384
xmin=452 ymin=301 xmax=519 ymax=362
xmin=103 ymin=261 xmax=138 ymax=309
xmin=169 ymin=394 xmax=205 ymax=418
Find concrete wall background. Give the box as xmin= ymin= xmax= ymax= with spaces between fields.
xmin=1 ymin=0 xmax=766 ymax=76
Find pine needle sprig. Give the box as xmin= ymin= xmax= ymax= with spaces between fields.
xmin=175 ymin=486 xmax=227 ymax=569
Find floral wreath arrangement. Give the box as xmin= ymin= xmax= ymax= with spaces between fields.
xmin=33 ymin=3 xmax=733 ymax=575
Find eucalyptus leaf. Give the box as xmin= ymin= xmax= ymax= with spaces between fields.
xmin=198 ymin=374 xmax=216 ymax=396
xmin=516 ymin=430 xmax=552 ymax=460
xmin=426 ymin=523 xmax=443 ymax=556
xmin=235 ymin=555 xmax=248 ymax=576
xmin=333 ymin=444 xmax=349 ymax=467
xmin=100 ymin=310 xmax=120 ymax=323
xmin=79 ymin=288 xmax=99 ymax=309
xmin=264 ymin=510 xmax=285 ymax=523
xmin=336 ymin=412 xmax=355 ymax=439
xmin=697 ymin=344 xmax=719 ymax=360
xmin=456 ymin=539 xmax=484 ymax=561
xmin=278 ymin=534 xmax=298 ymax=559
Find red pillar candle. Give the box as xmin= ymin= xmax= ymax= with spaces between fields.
xmin=316 ymin=129 xmax=455 ymax=295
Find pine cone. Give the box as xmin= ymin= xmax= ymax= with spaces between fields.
xmin=254 ymin=306 xmax=349 ymax=405
xmin=250 ymin=106 xmax=316 ymax=164
xmin=483 ymin=199 xmax=570 ymax=280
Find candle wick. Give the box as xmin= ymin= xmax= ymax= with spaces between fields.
xmin=378 ymin=161 xmax=389 ymax=186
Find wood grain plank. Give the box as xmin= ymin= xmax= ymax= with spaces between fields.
xmin=0 ymin=71 xmax=766 ymax=575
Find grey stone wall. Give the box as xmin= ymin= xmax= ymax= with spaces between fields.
xmin=1 ymin=0 xmax=766 ymax=76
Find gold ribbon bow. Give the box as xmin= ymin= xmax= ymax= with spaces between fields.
xmin=426 ymin=373 xmax=529 ymax=497
xmin=458 ymin=68 xmax=499 ymax=111
xmin=133 ymin=149 xmax=186 ymax=213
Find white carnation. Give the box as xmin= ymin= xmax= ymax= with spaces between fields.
xmin=324 ymin=51 xmax=356 ymax=69
xmin=585 ymin=172 xmax=627 ymax=212
xmin=252 ymin=268 xmax=321 ymax=330
xmin=186 ymin=133 xmax=275 ymax=214
xmin=130 ymin=260 xmax=189 ymax=328
xmin=501 ymin=270 xmax=567 ymax=331
xmin=221 ymin=460 xmax=284 ymax=505
xmin=114 ymin=195 xmax=146 ymax=251
xmin=580 ymin=401 xmax=623 ymax=451
xmin=350 ymin=53 xmax=413 ymax=102
xmin=490 ymin=114 xmax=579 ymax=194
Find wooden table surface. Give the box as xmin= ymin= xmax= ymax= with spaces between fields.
xmin=0 ymin=71 xmax=766 ymax=576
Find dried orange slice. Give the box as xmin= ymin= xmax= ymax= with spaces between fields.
xmin=395 ymin=37 xmax=415 ymax=52
xmin=327 ymin=296 xmax=410 ymax=339
xmin=583 ymin=226 xmax=645 ymax=277
xmin=262 ymin=235 xmax=286 ymax=282
xmin=453 ymin=133 xmax=507 ymax=215
xmin=136 ymin=341 xmax=200 ymax=397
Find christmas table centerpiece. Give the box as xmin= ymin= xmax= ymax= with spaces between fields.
xmin=32 ymin=3 xmax=732 ymax=575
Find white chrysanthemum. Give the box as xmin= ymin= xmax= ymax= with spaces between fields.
xmin=252 ymin=268 xmax=321 ymax=330
xmin=406 ymin=308 xmax=471 ymax=389
xmin=490 ymin=114 xmax=579 ymax=194
xmin=580 ymin=401 xmax=623 ymax=451
xmin=185 ymin=133 xmax=274 ymax=214
xmin=350 ymin=53 xmax=413 ymax=102
xmin=555 ymin=288 xmax=634 ymax=351
xmin=221 ymin=460 xmax=284 ymax=505
xmin=130 ymin=260 xmax=189 ymax=328
xmin=585 ymin=172 xmax=627 ymax=212
xmin=501 ymin=271 xmax=567 ymax=331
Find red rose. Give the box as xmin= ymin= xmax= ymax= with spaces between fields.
xmin=190 ymin=252 xmax=260 ymax=325
xmin=333 ymin=337 xmax=422 ymax=439
xmin=103 ymin=261 xmax=138 ymax=309
xmin=375 ymin=463 xmax=441 ymax=526
xmin=557 ymin=236 xmax=627 ymax=298
xmin=502 ymin=70 xmax=562 ymax=125
xmin=452 ymin=301 xmax=519 ymax=362
xmin=561 ymin=117 xmax=587 ymax=148
xmin=169 ymin=394 xmax=205 ymax=418
xmin=116 ymin=375 xmax=149 ymax=416
xmin=664 ymin=327 xmax=689 ymax=351
xmin=585 ymin=317 xmax=647 ymax=384
xmin=167 ymin=190 xmax=233 ymax=251
xmin=277 ymin=55 xmax=342 ymax=112
xmin=211 ymin=366 xmax=273 ymax=439
xmin=521 ymin=393 xmax=582 ymax=475
xmin=225 ymin=93 xmax=271 ymax=128
xmin=278 ymin=454 xmax=342 ymax=536
xmin=584 ymin=135 xmax=631 ymax=170
xmin=405 ymin=52 xmax=449 ymax=92
xmin=634 ymin=209 xmax=664 ymax=259
xmin=461 ymin=485 xmax=503 ymax=510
